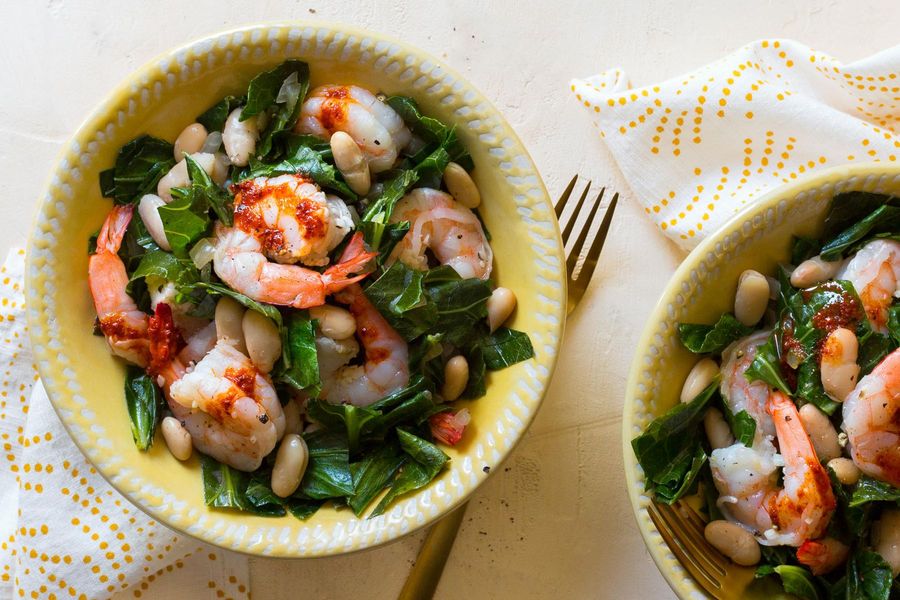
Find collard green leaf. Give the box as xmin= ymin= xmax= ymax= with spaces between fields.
xmin=366 ymin=391 xmax=439 ymax=440
xmin=274 ymin=312 xmax=320 ymax=394
xmin=249 ymin=61 xmax=311 ymax=157
xmin=792 ymin=236 xmax=820 ymax=265
xmin=479 ymin=327 xmax=534 ymax=369
xmin=386 ymin=95 xmax=471 ymax=168
xmin=820 ymin=203 xmax=900 ymax=261
xmin=157 ymin=194 xmax=209 ymax=257
xmin=363 ymin=261 xmax=434 ymax=340
xmin=189 ymin=282 xmax=282 ymax=328
xmin=849 ymin=476 xmax=900 ymax=507
xmin=370 ymin=430 xmax=449 ymax=517
xmin=796 ymin=360 xmax=841 ymax=416
xmin=845 ymin=550 xmax=893 ymax=600
xmin=677 ymin=313 xmax=753 ymax=354
xmin=754 ymin=565 xmax=821 ymax=600
xmin=349 ymin=443 xmax=405 ymax=516
xmin=283 ymin=498 xmax=322 ymax=520
xmin=241 ymin=60 xmax=308 ymax=120
xmin=857 ymin=319 xmax=895 ymax=376
xmin=237 ymin=144 xmax=356 ymax=199
xmin=200 ymin=455 xmax=284 ymax=516
xmin=297 ymin=431 xmax=354 ymax=499
xmin=124 ymin=367 xmax=163 ymax=451
xmin=744 ymin=333 xmax=792 ymax=395
xmin=101 ymin=135 xmax=176 ymax=205
xmin=197 ymin=95 xmax=244 ymax=131
xmin=463 ymin=345 xmax=487 ymax=399
xmin=183 ymin=155 xmax=233 ymax=226
xmin=721 ymin=407 xmax=756 ymax=446
xmin=130 ymin=250 xmax=200 ymax=291
xmin=306 ymin=400 xmax=380 ymax=455
xmin=827 ymin=468 xmax=870 ymax=541
xmin=631 ymin=381 xmax=718 ymax=503
xmin=787 ymin=280 xmax=864 ymax=359
xmin=888 ymin=305 xmax=900 ymax=346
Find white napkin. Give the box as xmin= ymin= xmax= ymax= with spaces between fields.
xmin=0 ymin=250 xmax=249 ymax=600
xmin=571 ymin=39 xmax=900 ymax=250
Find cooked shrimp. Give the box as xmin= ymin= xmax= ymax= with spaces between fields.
xmin=321 ymin=283 xmax=409 ymax=407
xmin=213 ymin=228 xmax=376 ymax=309
xmin=232 ymin=175 xmax=354 ymax=267
xmin=165 ymin=340 xmax=285 ymax=471
xmin=297 ymin=85 xmax=411 ymax=173
xmin=88 ymin=205 xmax=150 ymax=367
xmin=388 ymin=188 xmax=493 ymax=280
xmin=842 ymin=347 xmax=900 ymax=487
xmin=710 ymin=391 xmax=836 ymax=546
xmin=837 ymin=239 xmax=900 ymax=333
xmin=797 ymin=537 xmax=850 ymax=575
xmin=719 ymin=331 xmax=776 ymax=442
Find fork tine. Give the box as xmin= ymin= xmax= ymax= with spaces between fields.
xmin=574 ymin=192 xmax=619 ymax=285
xmin=647 ymin=503 xmax=722 ymax=599
xmin=555 ymin=174 xmax=579 ymax=219
xmin=560 ymin=180 xmax=592 ymax=244
xmin=565 ymin=187 xmax=604 ymax=278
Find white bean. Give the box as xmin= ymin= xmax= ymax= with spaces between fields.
xmin=443 ymin=162 xmax=481 ymax=209
xmin=734 ymin=269 xmax=770 ymax=326
xmin=309 ymin=305 xmax=357 ymax=340
xmin=242 ymin=310 xmax=282 ymax=373
xmin=222 ymin=108 xmax=258 ymax=167
xmin=704 ymin=408 xmax=735 ymax=450
xmin=827 ymin=457 xmax=861 ymax=486
xmin=820 ymin=327 xmax=860 ymax=402
xmin=791 ymin=255 xmax=843 ymax=288
xmin=174 ymin=122 xmax=208 ymax=161
xmin=156 ymin=152 xmax=221 ymax=202
xmin=442 ymin=356 xmax=469 ymax=402
xmin=161 ymin=416 xmax=192 ymax=461
xmin=271 ymin=434 xmax=309 ymax=498
xmin=215 ymin=297 xmax=247 ymax=354
xmin=704 ymin=520 xmax=761 ymax=566
xmin=873 ymin=510 xmax=900 ymax=576
xmin=282 ymin=399 xmax=303 ymax=438
xmin=137 ymin=194 xmax=171 ymax=251
xmin=330 ymin=131 xmax=370 ymax=196
xmin=680 ymin=358 xmax=719 ymax=403
xmin=799 ymin=403 xmax=841 ymax=462
xmin=487 ymin=287 xmax=517 ymax=332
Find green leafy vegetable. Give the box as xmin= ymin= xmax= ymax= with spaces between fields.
xmin=123 ymin=367 xmax=164 ymax=451
xmin=722 ymin=407 xmax=756 ymax=446
xmin=189 ymin=282 xmax=282 ymax=328
xmin=200 ymin=455 xmax=285 ymax=516
xmin=795 ymin=359 xmax=841 ymax=416
xmin=791 ymin=236 xmax=820 ymax=265
xmin=677 ymin=313 xmax=753 ymax=354
xmin=241 ymin=60 xmax=308 ymax=120
xmin=371 ymin=430 xmax=449 ymax=517
xmin=820 ymin=203 xmax=900 ymax=261
xmin=99 ymin=135 xmax=176 ymax=205
xmin=349 ymin=443 xmax=405 ymax=516
xmin=248 ymin=61 xmax=311 ymax=158
xmin=631 ymin=381 xmax=717 ymax=503
xmin=157 ymin=194 xmax=209 ymax=257
xmin=130 ymin=250 xmax=200 ymax=292
xmin=849 ymin=476 xmax=900 ymax=507
xmin=386 ymin=95 xmax=471 ymax=169
xmin=274 ymin=312 xmax=320 ymax=394
xmin=479 ymin=327 xmax=535 ymax=369
xmin=237 ymin=143 xmax=356 ymax=199
xmin=744 ymin=333 xmax=792 ymax=395
xmin=183 ymin=155 xmax=233 ymax=225
xmin=845 ymin=550 xmax=893 ymax=600
xmin=754 ymin=565 xmax=821 ymax=600
xmin=296 ymin=432 xmax=354 ymax=500
xmin=306 ymin=401 xmax=380 ymax=455
xmin=197 ymin=95 xmax=244 ymax=131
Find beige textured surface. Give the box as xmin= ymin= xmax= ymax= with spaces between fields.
xmin=2 ymin=0 xmax=897 ymax=597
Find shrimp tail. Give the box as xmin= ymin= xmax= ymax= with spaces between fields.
xmin=797 ymin=538 xmax=850 ymax=575
xmin=95 ymin=204 xmax=134 ymax=255
xmin=323 ymin=232 xmax=377 ymax=293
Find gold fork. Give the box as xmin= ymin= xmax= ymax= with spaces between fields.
xmin=646 ymin=499 xmax=756 ymax=598
xmin=397 ymin=175 xmax=619 ymax=600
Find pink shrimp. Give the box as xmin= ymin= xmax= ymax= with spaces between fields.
xmin=213 ymin=229 xmax=377 ymax=309
xmin=842 ymin=347 xmax=900 ymax=487
xmin=88 ymin=205 xmax=150 ymax=367
xmin=837 ymin=239 xmax=900 ymax=333
xmin=797 ymin=538 xmax=850 ymax=575
xmin=320 ymin=282 xmax=409 ymax=407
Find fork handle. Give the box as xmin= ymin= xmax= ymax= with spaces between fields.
xmin=398 ymin=502 xmax=469 ymax=600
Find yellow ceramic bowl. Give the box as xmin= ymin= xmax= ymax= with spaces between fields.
xmin=623 ymin=162 xmax=900 ymax=598
xmin=25 ymin=23 xmax=565 ymax=557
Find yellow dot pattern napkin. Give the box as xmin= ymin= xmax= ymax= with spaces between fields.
xmin=571 ymin=39 xmax=900 ymax=250
xmin=0 ymin=250 xmax=249 ymax=600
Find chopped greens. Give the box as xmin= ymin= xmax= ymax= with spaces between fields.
xmin=677 ymin=313 xmax=752 ymax=354
xmin=93 ymin=60 xmax=536 ymax=522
